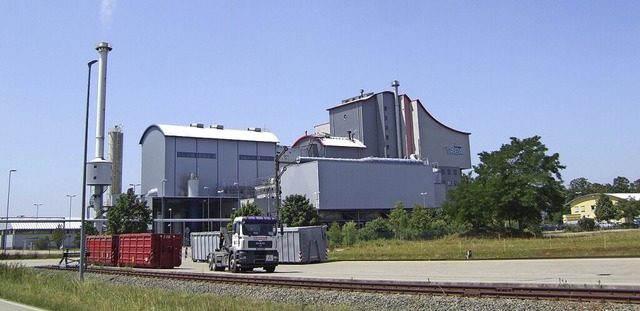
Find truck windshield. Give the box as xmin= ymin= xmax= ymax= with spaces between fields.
xmin=242 ymin=223 xmax=277 ymax=236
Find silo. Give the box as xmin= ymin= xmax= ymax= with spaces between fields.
xmin=106 ymin=125 xmax=123 ymax=206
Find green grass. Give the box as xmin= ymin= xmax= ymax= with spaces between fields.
xmin=329 ymin=230 xmax=640 ymax=261
xmin=0 ymin=263 xmax=349 ymax=311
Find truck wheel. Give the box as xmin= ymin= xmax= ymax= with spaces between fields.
xmin=230 ymin=255 xmax=239 ymax=273
xmin=264 ymin=266 xmax=276 ymax=273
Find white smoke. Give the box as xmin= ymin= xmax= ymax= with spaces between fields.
xmin=101 ymin=0 xmax=118 ymax=29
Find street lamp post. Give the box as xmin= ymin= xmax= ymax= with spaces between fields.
xmin=34 ymin=203 xmax=42 ymax=218
xmin=420 ymin=192 xmax=428 ymax=207
xmin=66 ymin=194 xmax=76 ymax=247
xmin=161 ymin=179 xmax=167 ymax=233
xmin=3 ymin=169 xmax=17 ymax=252
xmin=217 ymin=190 xmax=224 ymax=230
xmin=234 ymin=182 xmax=240 ymax=210
xmin=204 ymin=186 xmax=210 ymax=231
xmin=80 ymin=59 xmax=98 ymax=280
xmin=169 ymin=208 xmax=173 ymax=233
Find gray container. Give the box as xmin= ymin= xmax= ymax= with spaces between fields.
xmin=277 ymin=225 xmax=328 ymax=263
xmin=190 ymin=231 xmax=221 ymax=262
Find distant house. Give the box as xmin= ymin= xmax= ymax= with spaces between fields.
xmin=564 ymin=193 xmax=640 ymax=224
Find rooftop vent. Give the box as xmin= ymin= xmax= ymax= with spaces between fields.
xmin=210 ymin=124 xmax=224 ymax=129
xmin=190 ymin=123 xmax=204 ymax=128
xmin=341 ymin=90 xmax=375 ymax=103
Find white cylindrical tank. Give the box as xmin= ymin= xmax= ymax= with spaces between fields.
xmin=187 ymin=173 xmax=199 ymax=197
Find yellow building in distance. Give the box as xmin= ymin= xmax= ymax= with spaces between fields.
xmin=564 ymin=193 xmax=640 ymax=224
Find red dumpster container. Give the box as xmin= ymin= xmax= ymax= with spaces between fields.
xmin=118 ymin=233 xmax=182 ymax=268
xmin=86 ymin=235 xmax=119 ymax=266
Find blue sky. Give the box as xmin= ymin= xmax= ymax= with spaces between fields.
xmin=1 ymin=1 xmax=638 ymax=218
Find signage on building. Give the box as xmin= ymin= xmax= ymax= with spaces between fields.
xmin=444 ymin=145 xmax=464 ymax=156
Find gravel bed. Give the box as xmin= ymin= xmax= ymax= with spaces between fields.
xmin=48 ymin=270 xmax=639 ymax=311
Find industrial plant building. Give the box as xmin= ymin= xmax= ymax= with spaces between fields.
xmin=139 ymin=82 xmax=471 ymax=234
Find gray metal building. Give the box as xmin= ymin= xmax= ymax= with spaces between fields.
xmin=139 ymin=123 xmax=279 ymax=234
xmin=138 ymin=83 xmax=471 ymax=228
xmin=280 ymin=87 xmax=471 ymax=221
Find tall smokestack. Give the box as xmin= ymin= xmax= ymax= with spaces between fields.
xmin=88 ymin=42 xmax=113 ymax=226
xmin=95 ymin=42 xmax=112 ymax=159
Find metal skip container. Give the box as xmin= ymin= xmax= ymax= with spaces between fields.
xmin=190 ymin=231 xmax=221 ymax=262
xmin=276 ymin=226 xmax=328 ymax=264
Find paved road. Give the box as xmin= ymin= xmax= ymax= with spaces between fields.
xmin=0 ymin=299 xmax=45 ymax=311
xmin=5 ymin=257 xmax=640 ymax=289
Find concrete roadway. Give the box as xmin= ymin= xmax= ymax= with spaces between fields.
xmin=5 ymin=257 xmax=640 ymax=289
xmin=175 ymin=257 xmax=640 ymax=289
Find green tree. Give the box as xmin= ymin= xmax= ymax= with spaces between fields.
xmin=106 ymin=188 xmax=152 ymax=235
xmin=341 ymin=221 xmax=358 ymax=246
xmin=359 ymin=217 xmax=392 ymax=241
xmin=595 ymin=195 xmax=617 ymax=223
xmin=446 ymin=136 xmax=566 ymax=233
xmin=388 ymin=202 xmax=410 ymax=240
xmin=409 ymin=203 xmax=429 ymax=238
xmin=51 ymin=226 xmax=65 ymax=249
xmin=327 ymin=221 xmax=342 ymax=248
xmin=443 ymin=173 xmax=495 ymax=230
xmin=616 ymin=198 xmax=640 ymax=224
xmin=633 ymin=179 xmax=640 ymax=192
xmin=279 ymin=194 xmax=320 ymax=227
xmin=227 ymin=202 xmax=265 ymax=230
xmin=566 ymin=177 xmax=593 ymax=201
xmin=578 ymin=218 xmax=596 ymax=231
xmin=612 ymin=176 xmax=631 ymax=193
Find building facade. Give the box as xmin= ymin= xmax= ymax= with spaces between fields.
xmin=139 ymin=123 xmax=279 ymax=234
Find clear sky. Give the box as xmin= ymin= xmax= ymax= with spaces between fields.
xmin=1 ymin=1 xmax=638 ymax=218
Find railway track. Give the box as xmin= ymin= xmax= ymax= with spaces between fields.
xmin=37 ymin=265 xmax=640 ymax=304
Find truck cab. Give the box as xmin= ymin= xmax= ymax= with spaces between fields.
xmin=210 ymin=216 xmax=280 ymax=273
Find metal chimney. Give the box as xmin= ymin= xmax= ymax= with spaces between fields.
xmin=95 ymin=42 xmax=112 ymax=159
xmin=392 ymin=80 xmax=403 ymax=158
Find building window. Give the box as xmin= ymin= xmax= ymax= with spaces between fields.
xmin=239 ymin=155 xmax=275 ymax=161
xmin=385 ymin=135 xmax=389 ymax=140
xmin=177 ymin=152 xmax=216 ymax=159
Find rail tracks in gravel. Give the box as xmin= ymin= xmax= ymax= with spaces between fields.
xmin=36 ymin=265 xmax=640 ymax=304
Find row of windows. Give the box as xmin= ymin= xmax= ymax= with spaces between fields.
xmin=177 ymin=152 xmax=274 ymax=162
xmin=574 ymin=205 xmax=596 ymax=213
xmin=239 ymin=155 xmax=275 ymax=161
xmin=177 ymin=152 xmax=217 ymax=159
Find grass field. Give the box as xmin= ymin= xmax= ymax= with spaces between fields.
xmin=0 ymin=263 xmax=343 ymax=311
xmin=329 ymin=229 xmax=640 ymax=261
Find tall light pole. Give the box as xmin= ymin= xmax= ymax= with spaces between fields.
xmin=234 ymin=182 xmax=240 ymax=210
xmin=161 ymin=179 xmax=167 ymax=233
xmin=217 ymin=190 xmax=224 ymax=230
xmin=169 ymin=208 xmax=173 ymax=233
xmin=80 ymin=59 xmax=98 ymax=280
xmin=66 ymin=194 xmax=76 ymax=248
xmin=3 ymin=169 xmax=17 ymax=252
xmin=204 ymin=186 xmax=211 ymax=231
xmin=420 ymin=192 xmax=427 ymax=208
xmin=34 ymin=203 xmax=42 ymax=218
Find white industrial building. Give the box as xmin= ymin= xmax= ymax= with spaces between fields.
xmin=139 ymin=83 xmax=471 ymax=233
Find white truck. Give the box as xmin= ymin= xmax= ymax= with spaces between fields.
xmin=208 ymin=216 xmax=280 ymax=273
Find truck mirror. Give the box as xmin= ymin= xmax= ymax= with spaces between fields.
xmin=279 ymin=224 xmax=284 ymax=235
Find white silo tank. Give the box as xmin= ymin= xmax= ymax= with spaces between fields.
xmin=187 ymin=173 xmax=199 ymax=197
